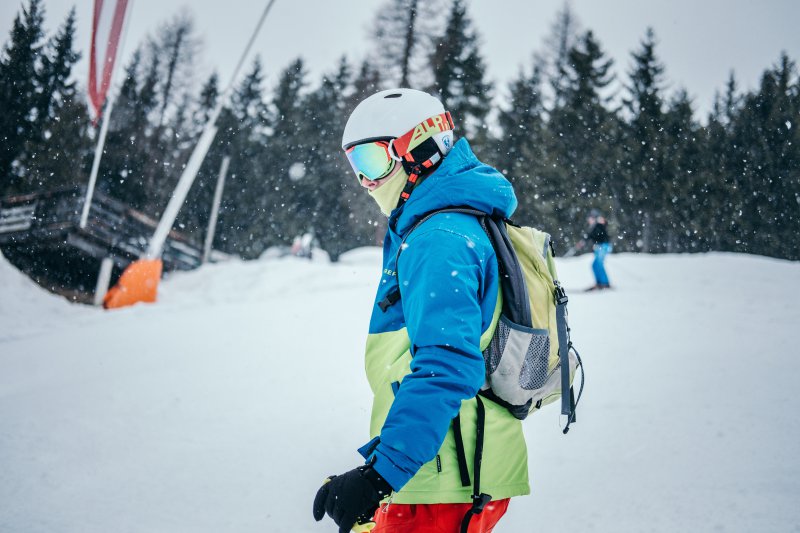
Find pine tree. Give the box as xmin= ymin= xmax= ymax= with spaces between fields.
xmin=20 ymin=7 xmax=90 ymax=193
xmin=0 ymin=0 xmax=45 ymax=194
xmin=214 ymin=57 xmax=272 ymax=259
xmin=731 ymin=53 xmax=799 ymax=259
xmin=101 ymin=48 xmax=160 ymax=211
xmin=428 ymin=0 xmax=492 ymax=151
xmin=722 ymin=72 xmax=742 ymax=126
xmin=257 ymin=57 xmax=309 ymax=256
xmin=547 ymin=30 xmax=620 ymax=246
xmin=622 ymin=27 xmax=668 ymax=252
xmin=369 ymin=0 xmax=444 ymax=88
xmin=299 ymin=59 xmax=357 ymax=260
xmin=625 ymin=28 xmax=665 ymax=127
xmin=538 ymin=3 xmax=581 ymax=110
xmin=496 ymin=64 xmax=552 ymax=226
xmin=196 ymin=72 xmax=220 ymax=125
xmin=140 ymin=12 xmax=200 ymax=217
xmin=700 ymin=71 xmax=745 ymax=252
xmin=662 ymin=89 xmax=702 ymax=252
xmin=33 ymin=8 xmax=78 ymax=135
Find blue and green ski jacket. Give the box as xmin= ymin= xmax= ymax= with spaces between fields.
xmin=358 ymin=138 xmax=530 ymax=503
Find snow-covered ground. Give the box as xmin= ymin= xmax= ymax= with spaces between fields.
xmin=1 ymin=249 xmax=798 ymax=532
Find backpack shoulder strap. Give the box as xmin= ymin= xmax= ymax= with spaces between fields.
xmin=481 ymin=217 xmax=531 ymax=327
xmin=378 ymin=208 xmax=530 ymax=326
xmin=379 ymin=207 xmax=489 ymax=313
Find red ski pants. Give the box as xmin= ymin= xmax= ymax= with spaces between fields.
xmin=371 ymin=498 xmax=510 ymax=533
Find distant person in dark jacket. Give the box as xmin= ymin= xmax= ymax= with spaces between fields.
xmin=576 ymin=209 xmax=612 ymax=290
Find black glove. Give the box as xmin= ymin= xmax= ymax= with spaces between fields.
xmin=312 ymin=464 xmax=393 ymax=533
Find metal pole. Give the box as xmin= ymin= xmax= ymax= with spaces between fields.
xmin=80 ymin=0 xmax=134 ymax=229
xmin=202 ymin=155 xmax=230 ymax=264
xmin=93 ymin=256 xmax=115 ymax=306
xmin=80 ymin=99 xmax=115 ymax=228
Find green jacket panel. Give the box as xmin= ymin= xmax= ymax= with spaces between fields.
xmin=363 ymin=299 xmax=530 ymax=503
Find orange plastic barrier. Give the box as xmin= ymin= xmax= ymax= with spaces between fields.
xmin=103 ymin=259 xmax=163 ymax=309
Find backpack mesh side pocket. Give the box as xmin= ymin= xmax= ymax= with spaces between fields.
xmin=483 ymin=315 xmax=551 ymax=408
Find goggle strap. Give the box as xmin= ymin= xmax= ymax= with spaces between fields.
xmin=392 ymin=111 xmax=454 ymax=158
xmin=397 ymin=152 xmax=442 ymax=204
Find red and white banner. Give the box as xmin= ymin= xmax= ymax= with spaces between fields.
xmin=88 ymin=0 xmax=129 ymax=120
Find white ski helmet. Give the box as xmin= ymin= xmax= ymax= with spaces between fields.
xmin=341 ymin=88 xmax=455 ymax=158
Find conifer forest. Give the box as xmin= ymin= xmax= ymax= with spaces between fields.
xmin=1 ymin=0 xmax=798 ymax=269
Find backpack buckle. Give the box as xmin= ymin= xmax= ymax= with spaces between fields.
xmin=471 ymin=493 xmax=492 ymax=514
xmin=554 ymin=282 xmax=568 ymax=305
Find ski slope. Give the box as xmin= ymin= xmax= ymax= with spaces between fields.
xmin=1 ymin=249 xmax=798 ymax=533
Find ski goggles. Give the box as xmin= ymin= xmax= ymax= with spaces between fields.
xmin=345 ymin=140 xmax=397 ymax=182
xmin=345 ymin=111 xmax=455 ymax=182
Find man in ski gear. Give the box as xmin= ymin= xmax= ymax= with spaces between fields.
xmin=313 ymin=88 xmax=528 ymax=532
xmin=576 ymin=209 xmax=612 ymax=290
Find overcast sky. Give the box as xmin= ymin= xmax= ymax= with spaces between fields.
xmin=2 ymin=0 xmax=798 ymax=118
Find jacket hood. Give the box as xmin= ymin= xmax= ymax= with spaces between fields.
xmin=391 ymin=138 xmax=518 ymax=236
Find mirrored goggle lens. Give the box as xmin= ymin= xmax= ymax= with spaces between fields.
xmin=345 ymin=141 xmax=395 ymax=181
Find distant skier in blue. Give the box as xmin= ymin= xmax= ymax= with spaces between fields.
xmin=576 ymin=209 xmax=612 ymax=290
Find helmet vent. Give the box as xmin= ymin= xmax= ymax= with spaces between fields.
xmin=384 ymin=93 xmax=402 ymax=99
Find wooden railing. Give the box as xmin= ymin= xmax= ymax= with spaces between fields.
xmin=0 ymin=186 xmax=202 ymax=271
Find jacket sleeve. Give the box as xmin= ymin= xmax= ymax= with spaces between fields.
xmin=368 ymin=225 xmax=491 ymax=491
xmin=586 ymin=223 xmax=602 ymax=244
